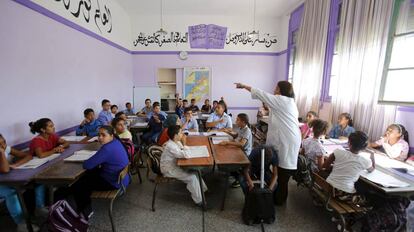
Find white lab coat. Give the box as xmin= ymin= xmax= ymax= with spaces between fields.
xmin=251 ymin=87 xmax=301 ymax=170
xmin=160 ymin=140 xmax=207 ymax=204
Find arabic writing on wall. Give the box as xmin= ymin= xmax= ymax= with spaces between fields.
xmin=133 ymin=31 xmax=277 ymax=48
xmin=54 ymin=0 xmax=112 ymax=34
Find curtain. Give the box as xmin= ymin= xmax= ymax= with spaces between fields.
xmin=292 ymin=0 xmax=331 ymax=117
xmin=329 ymin=0 xmax=396 ymax=140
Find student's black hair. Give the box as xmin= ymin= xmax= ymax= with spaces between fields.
xmin=390 ymin=124 xmax=410 ymax=146
xmin=307 ymin=111 xmax=319 ymax=118
xmin=167 ymin=125 xmax=181 ymax=140
xmin=0 ymin=133 xmax=4 ymax=140
xmin=29 ymin=118 xmax=52 ymax=134
xmin=125 ymin=102 xmax=131 ymax=107
xmin=213 ymin=100 xmax=219 ymax=104
xmin=101 ymin=99 xmax=110 ymax=106
xmin=309 ymin=119 xmax=329 ymax=138
xmin=152 ymin=102 xmax=160 ymax=108
xmin=348 ymin=131 xmax=369 ymax=153
xmin=191 ymin=98 xmax=196 ymax=102
xmin=340 ymin=112 xmax=353 ymax=127
xmin=217 ymin=101 xmax=226 ymax=110
xmin=111 ymin=117 xmax=124 ymax=129
xmin=184 ymin=107 xmax=193 ymax=114
xmin=277 ymin=81 xmax=295 ymax=98
xmin=237 ymin=113 xmax=250 ymax=128
xmin=98 ymin=125 xmax=121 ymax=141
xmin=115 ymin=111 xmax=125 ymax=118
xmin=183 ymin=99 xmax=188 ymax=103
xmin=145 ymin=98 xmax=151 ymax=103
xmin=83 ymin=108 xmax=94 ymax=117
xmin=111 ymin=105 xmax=118 ymax=110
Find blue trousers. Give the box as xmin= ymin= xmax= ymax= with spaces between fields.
xmin=0 ymin=185 xmax=45 ymax=224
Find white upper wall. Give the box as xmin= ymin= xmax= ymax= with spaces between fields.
xmin=31 ymin=0 xmax=133 ymax=49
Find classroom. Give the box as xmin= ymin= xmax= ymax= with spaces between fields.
xmin=0 ymin=0 xmax=413 ymax=231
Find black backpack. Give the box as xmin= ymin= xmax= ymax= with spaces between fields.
xmin=47 ymin=199 xmax=89 ymax=232
xmin=292 ymin=154 xmax=313 ymax=188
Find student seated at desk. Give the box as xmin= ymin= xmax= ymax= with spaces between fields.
xmin=98 ymin=99 xmax=113 ymax=126
xmin=328 ymin=112 xmax=355 ymax=139
xmin=302 ymin=119 xmax=329 ymax=173
xmin=110 ymin=105 xmax=118 ymax=118
xmin=220 ymin=113 xmax=252 ymax=156
xmin=219 ymin=97 xmax=228 ymax=114
xmin=158 ymin=115 xmax=181 ymax=146
xmin=211 ymin=100 xmax=218 ymax=114
xmin=146 ymin=102 xmax=168 ymax=119
xmin=323 ymin=131 xmax=375 ymax=194
xmin=369 ymin=124 xmax=409 ymax=162
xmin=201 ymin=99 xmax=211 ymax=113
xmin=240 ymin=146 xmax=278 ymax=195
xmin=115 ymin=111 xmax=130 ymax=127
xmin=112 ymin=117 xmax=132 ymax=140
xmin=137 ymin=98 xmax=153 ymax=117
xmin=123 ymin=102 xmax=135 ymax=116
xmin=175 ymin=98 xmax=184 ymax=119
xmin=0 ymin=134 xmax=46 ymax=230
xmin=205 ymin=102 xmax=232 ymax=131
xmin=190 ymin=99 xmax=200 ymax=112
xmin=29 ymin=118 xmax=69 ymax=158
xmin=69 ymin=126 xmax=130 ymax=217
xmin=257 ymin=102 xmax=270 ymax=118
xmin=300 ymin=111 xmax=318 ymax=139
xmin=143 ymin=103 xmax=167 ymax=143
xmin=76 ymin=108 xmax=101 ymax=137
xmin=181 ymin=108 xmax=199 ymax=132
xmin=160 ymin=125 xmax=208 ymax=205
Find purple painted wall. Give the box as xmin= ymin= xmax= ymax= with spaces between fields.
xmin=132 ymin=52 xmax=287 ymax=123
xmin=0 ymin=1 xmax=133 ymax=145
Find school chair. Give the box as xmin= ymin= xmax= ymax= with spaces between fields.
xmin=90 ymin=166 xmax=129 ymax=232
xmin=146 ymin=144 xmax=177 ymax=212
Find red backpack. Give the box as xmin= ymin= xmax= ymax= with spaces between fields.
xmin=119 ymin=138 xmax=136 ymax=163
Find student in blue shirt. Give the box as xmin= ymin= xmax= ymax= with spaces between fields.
xmin=146 ymin=102 xmax=168 ymax=119
xmin=206 ymin=102 xmax=232 ymax=130
xmin=76 ymin=108 xmax=101 ymax=137
xmin=329 ymin=112 xmax=355 ymax=139
xmin=123 ymin=102 xmax=135 ymax=116
xmin=137 ymin=99 xmax=153 ymax=117
xmin=68 ymin=126 xmax=130 ymax=217
xmin=181 ymin=108 xmax=199 ymax=132
xmin=97 ymin=99 xmax=113 ymax=125
xmin=175 ymin=98 xmax=184 ymax=119
xmin=143 ymin=103 xmax=167 ymax=143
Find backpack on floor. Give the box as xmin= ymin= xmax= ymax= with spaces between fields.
xmin=292 ymin=154 xmax=312 ymax=188
xmin=361 ymin=196 xmax=410 ymax=232
xmin=242 ymin=148 xmax=275 ymax=231
xmin=120 ymin=138 xmax=136 ymax=162
xmin=48 ymin=199 xmax=88 ymax=232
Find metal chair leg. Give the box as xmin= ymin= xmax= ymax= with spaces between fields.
xmin=152 ymin=183 xmax=158 ymax=212
xmin=109 ymin=198 xmax=116 ymax=232
xmin=137 ymin=166 xmax=143 ymax=184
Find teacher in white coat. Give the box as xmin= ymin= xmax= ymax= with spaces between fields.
xmin=235 ymin=81 xmax=301 ymax=205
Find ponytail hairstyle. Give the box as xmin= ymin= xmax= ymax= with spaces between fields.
xmin=348 ymin=131 xmax=369 ymax=153
xmin=390 ymin=124 xmax=410 ymax=146
xmin=28 ymin=118 xmax=52 ymax=134
xmin=277 ymin=81 xmax=295 ymax=98
xmin=99 ymin=125 xmax=120 ymax=140
xmin=309 ymin=119 xmax=329 ymax=138
xmin=340 ymin=112 xmax=354 ymax=127
xmin=237 ymin=113 xmax=250 ymax=128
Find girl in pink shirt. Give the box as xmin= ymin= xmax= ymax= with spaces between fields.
xmin=300 ymin=111 xmax=318 ymax=139
xmin=370 ymin=124 xmax=410 ymax=162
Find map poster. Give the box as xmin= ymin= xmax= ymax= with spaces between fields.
xmin=183 ymin=67 xmax=211 ymax=104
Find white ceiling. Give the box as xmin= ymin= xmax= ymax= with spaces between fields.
xmin=116 ymin=0 xmax=303 ymax=18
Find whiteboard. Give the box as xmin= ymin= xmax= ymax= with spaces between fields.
xmin=133 ymin=86 xmax=160 ymax=111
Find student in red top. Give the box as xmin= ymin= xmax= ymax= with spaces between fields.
xmin=29 ymin=118 xmax=69 ymax=158
xmin=157 ymin=114 xmax=181 ymax=146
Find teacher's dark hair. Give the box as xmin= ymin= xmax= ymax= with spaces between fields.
xmin=29 ymin=118 xmax=52 ymax=134
xmin=277 ymin=81 xmax=295 ymax=98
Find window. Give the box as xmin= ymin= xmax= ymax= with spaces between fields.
xmin=321 ymin=0 xmax=342 ymax=101
xmin=286 ymin=5 xmax=304 ymax=83
xmin=379 ymin=0 xmax=414 ymax=105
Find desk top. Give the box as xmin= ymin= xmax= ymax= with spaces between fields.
xmin=177 ymin=136 xmax=214 ymax=168
xmin=211 ymin=143 xmax=250 ymax=167
xmin=0 ymin=142 xmax=100 ymax=186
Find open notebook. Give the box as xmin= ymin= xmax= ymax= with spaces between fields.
xmin=16 ymin=153 xmax=61 ymax=169
xmin=61 ymin=136 xmax=86 ymax=142
xmin=64 ymin=150 xmax=97 ymax=162
xmin=360 ymin=169 xmax=410 ymax=188
xmin=211 ymin=136 xmax=231 ymax=144
xmin=186 ymin=146 xmax=209 ymax=158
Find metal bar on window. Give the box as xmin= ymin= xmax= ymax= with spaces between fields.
xmin=395 ymin=31 xmax=414 ymax=37
xmin=387 ymin=67 xmax=414 ymax=71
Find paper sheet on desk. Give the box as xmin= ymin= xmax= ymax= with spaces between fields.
xmin=61 ymin=136 xmax=86 ymax=142
xmin=322 ymin=145 xmax=345 ymax=155
xmin=16 ymin=153 xmax=61 ymax=169
xmin=87 ymin=136 xmax=98 ymax=142
xmin=212 ymin=137 xmax=231 ymax=144
xmin=64 ymin=150 xmax=97 ymax=162
xmin=360 ymin=169 xmax=410 ymax=188
xmin=201 ymin=114 xmax=210 ymax=118
xmin=203 ymin=132 xmax=231 ymax=137
xmin=186 ymin=132 xmax=201 ymax=136
xmin=360 ymin=151 xmax=414 ymax=171
xmin=186 ymin=146 xmax=209 ymax=158
xmin=132 ymin=122 xmax=148 ymax=127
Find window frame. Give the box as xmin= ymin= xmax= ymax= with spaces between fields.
xmin=286 ymin=4 xmax=304 ymax=83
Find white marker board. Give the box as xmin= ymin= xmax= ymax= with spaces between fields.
xmin=133 ymin=86 xmax=161 ymax=111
